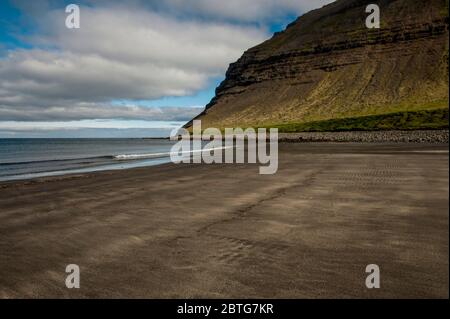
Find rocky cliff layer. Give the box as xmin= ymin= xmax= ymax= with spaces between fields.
xmin=186 ymin=0 xmax=449 ymax=129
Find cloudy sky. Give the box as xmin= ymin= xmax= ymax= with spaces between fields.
xmin=0 ymin=0 xmax=333 ymax=137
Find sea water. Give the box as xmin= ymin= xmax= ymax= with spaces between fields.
xmin=0 ymin=138 xmax=178 ymax=181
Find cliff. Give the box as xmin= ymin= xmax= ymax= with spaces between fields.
xmin=185 ymin=0 xmax=449 ymax=130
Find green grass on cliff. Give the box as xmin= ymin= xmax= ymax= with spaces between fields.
xmin=264 ymin=108 xmax=449 ymax=133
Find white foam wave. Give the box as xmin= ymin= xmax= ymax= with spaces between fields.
xmin=114 ymin=152 xmax=169 ymax=160
xmin=114 ymin=146 xmax=232 ymax=161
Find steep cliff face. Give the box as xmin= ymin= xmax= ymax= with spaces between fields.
xmin=186 ymin=0 xmax=449 ymax=129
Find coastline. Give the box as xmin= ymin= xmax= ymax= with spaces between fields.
xmin=1 ymin=133 xmax=448 ymax=184
xmin=0 ymin=143 xmax=448 ymax=298
xmin=278 ymin=129 xmax=449 ymax=143
xmin=178 ymin=130 xmax=449 ymax=143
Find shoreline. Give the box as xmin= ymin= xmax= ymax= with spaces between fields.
xmin=2 ymin=129 xmax=447 ymax=143
xmin=176 ymin=130 xmax=449 ymax=143
xmin=278 ymin=130 xmax=449 ymax=143
xmin=0 ymin=140 xmax=448 ymax=186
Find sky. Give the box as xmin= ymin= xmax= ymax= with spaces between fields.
xmin=0 ymin=0 xmax=333 ymax=138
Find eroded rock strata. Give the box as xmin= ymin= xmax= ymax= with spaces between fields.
xmin=186 ymin=0 xmax=449 ymax=129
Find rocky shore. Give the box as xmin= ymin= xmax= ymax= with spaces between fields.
xmin=278 ymin=130 xmax=449 ymax=144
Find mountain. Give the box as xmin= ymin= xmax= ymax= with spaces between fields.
xmin=185 ymin=0 xmax=449 ymax=131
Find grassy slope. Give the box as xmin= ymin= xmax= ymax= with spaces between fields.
xmin=190 ymin=0 xmax=449 ymax=132
xmin=262 ymin=108 xmax=449 ymax=132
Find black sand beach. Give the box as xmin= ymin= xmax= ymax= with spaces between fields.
xmin=0 ymin=143 xmax=448 ymax=298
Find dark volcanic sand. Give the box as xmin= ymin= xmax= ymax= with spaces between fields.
xmin=0 ymin=143 xmax=448 ymax=298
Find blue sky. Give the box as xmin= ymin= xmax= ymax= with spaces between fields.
xmin=0 ymin=0 xmax=332 ymax=137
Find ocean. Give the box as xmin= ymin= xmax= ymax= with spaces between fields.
xmin=0 ymin=138 xmax=178 ymax=182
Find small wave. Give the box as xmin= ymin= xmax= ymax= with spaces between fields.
xmin=114 ymin=146 xmax=232 ymax=161
xmin=114 ymin=152 xmax=170 ymax=160
xmin=0 ymin=155 xmax=114 ymax=166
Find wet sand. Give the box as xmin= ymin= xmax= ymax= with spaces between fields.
xmin=0 ymin=143 xmax=448 ymax=298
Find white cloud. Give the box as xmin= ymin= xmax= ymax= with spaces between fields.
xmin=0 ymin=5 xmax=268 ymax=121
xmin=1 ymin=6 xmax=267 ymax=104
xmin=0 ymin=101 xmax=203 ymax=121
xmin=1 ymin=1 xmax=334 ymax=122
xmin=0 ymin=119 xmax=183 ymax=131
xmin=148 ymin=0 xmax=335 ymax=22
